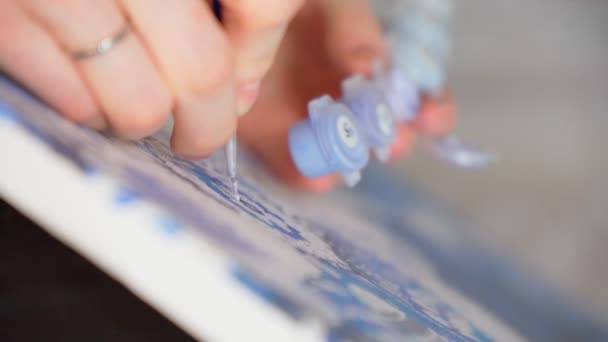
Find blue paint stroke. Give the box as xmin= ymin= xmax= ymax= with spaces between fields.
xmin=232 ymin=267 xmax=305 ymax=320
xmin=157 ymin=216 xmax=183 ymax=237
xmin=113 ymin=187 xmax=142 ymax=205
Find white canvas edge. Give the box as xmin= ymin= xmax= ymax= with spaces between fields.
xmin=0 ymin=115 xmax=324 ymax=342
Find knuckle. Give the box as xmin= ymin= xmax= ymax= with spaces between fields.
xmin=112 ymin=88 xmax=173 ymax=139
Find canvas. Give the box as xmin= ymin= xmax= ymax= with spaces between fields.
xmin=1 ymin=76 xmax=606 ymax=341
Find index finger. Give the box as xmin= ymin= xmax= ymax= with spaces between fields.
xmin=219 ymin=0 xmax=305 ymax=115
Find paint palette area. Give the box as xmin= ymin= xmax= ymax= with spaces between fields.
xmin=0 ymin=76 xmax=606 ymax=342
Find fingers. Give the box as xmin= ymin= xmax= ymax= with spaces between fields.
xmin=121 ymin=0 xmax=236 ymax=157
xmin=23 ymin=0 xmax=173 ymax=139
xmin=414 ymin=91 xmax=457 ymax=136
xmin=390 ymin=124 xmax=417 ymax=160
xmin=219 ymin=0 xmax=305 ymax=115
xmin=389 ymin=94 xmax=455 ymax=160
xmin=0 ymin=3 xmax=101 ymax=127
xmin=320 ymin=0 xmax=387 ymax=76
xmin=22 ymin=0 xmax=237 ymax=156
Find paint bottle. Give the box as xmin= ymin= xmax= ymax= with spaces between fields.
xmin=341 ymin=75 xmax=397 ymax=162
xmin=289 ymin=95 xmax=370 ymax=187
xmin=373 ymin=64 xmax=420 ymax=123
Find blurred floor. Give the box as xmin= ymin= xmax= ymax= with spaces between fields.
xmin=397 ymin=0 xmax=608 ymax=321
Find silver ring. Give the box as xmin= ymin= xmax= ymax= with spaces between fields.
xmin=71 ymin=24 xmax=130 ymax=60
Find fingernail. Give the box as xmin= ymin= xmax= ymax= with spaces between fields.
xmin=236 ymin=81 xmax=261 ymax=116
xmin=416 ymin=101 xmax=456 ymax=136
xmin=346 ymin=46 xmax=381 ymax=76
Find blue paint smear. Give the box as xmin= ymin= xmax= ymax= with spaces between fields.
xmin=232 ymin=267 xmax=304 ymax=320
xmin=113 ymin=187 xmax=142 ymax=205
xmin=158 ymin=216 xmax=182 ymax=237
xmin=121 ymin=165 xmax=262 ymax=257
xmin=139 ymin=139 xmax=306 ymax=242
xmin=0 ymin=102 xmax=14 ymax=118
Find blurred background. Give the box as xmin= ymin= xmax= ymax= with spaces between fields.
xmin=396 ymin=0 xmax=608 ymax=322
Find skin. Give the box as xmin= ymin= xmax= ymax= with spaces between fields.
xmin=0 ymin=0 xmax=455 ymax=192
xmin=0 ymin=0 xmax=304 ymax=156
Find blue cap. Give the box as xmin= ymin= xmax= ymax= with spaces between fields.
xmin=374 ymin=66 xmax=420 ymax=123
xmin=289 ymin=95 xmax=370 ymax=187
xmin=341 ymin=75 xmax=397 ymax=162
xmin=393 ymin=43 xmax=445 ymax=95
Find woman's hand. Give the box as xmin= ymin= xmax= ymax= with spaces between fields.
xmin=0 ymin=0 xmax=304 ymax=157
xmin=0 ymin=0 xmax=455 ymax=192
